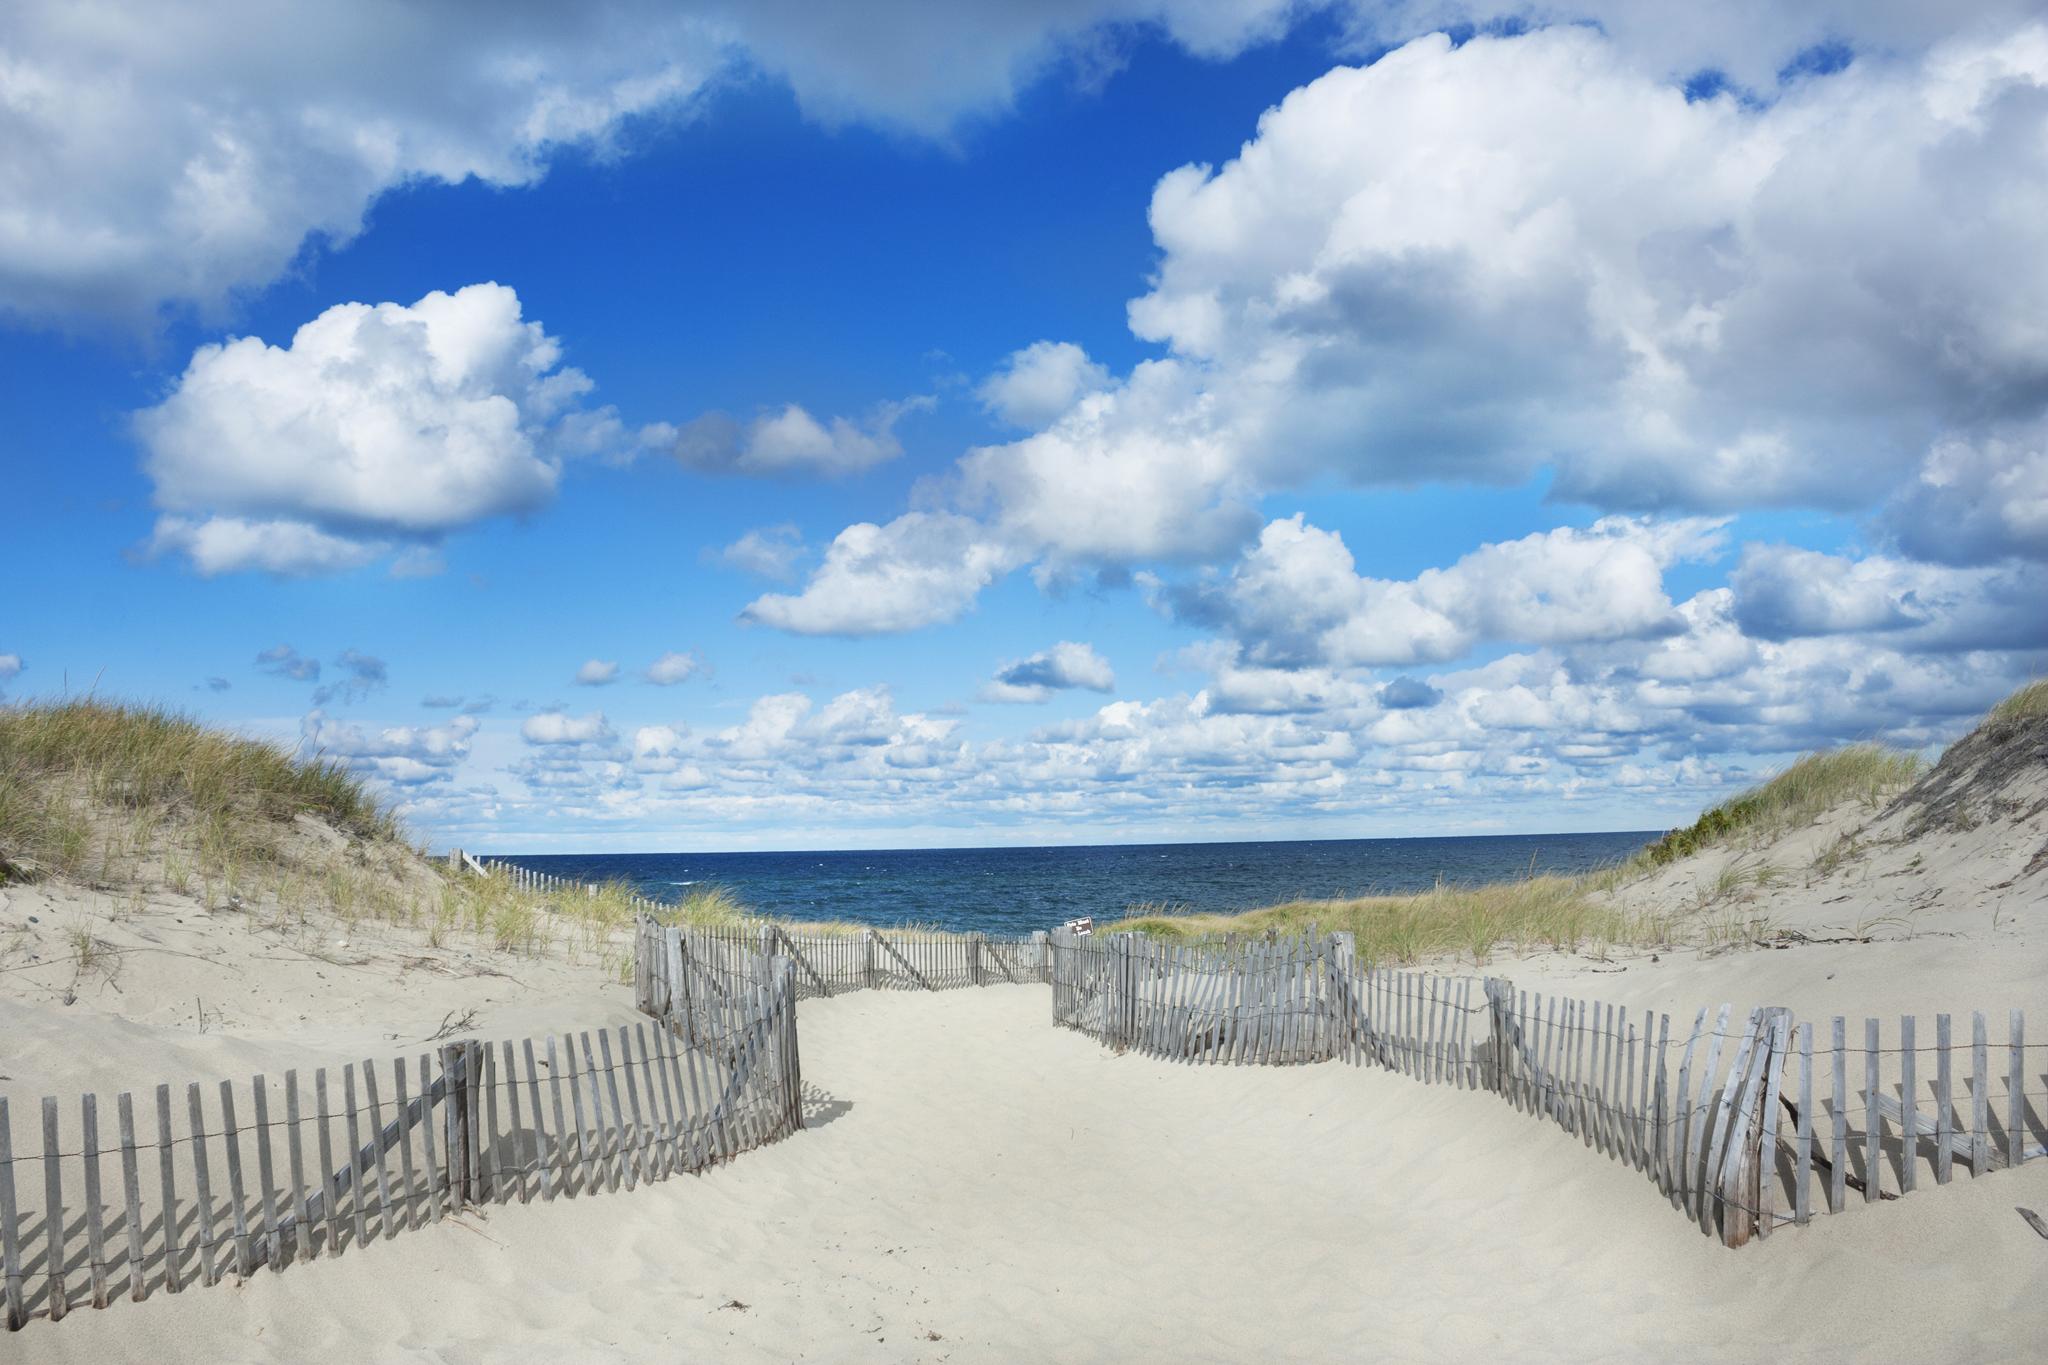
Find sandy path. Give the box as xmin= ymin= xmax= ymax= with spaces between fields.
xmin=21 ymin=985 xmax=2048 ymax=1363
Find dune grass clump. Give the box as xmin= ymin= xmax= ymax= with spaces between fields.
xmin=660 ymin=884 xmax=753 ymax=927
xmin=1637 ymin=745 xmax=1920 ymax=868
xmin=1989 ymin=679 xmax=2048 ymax=723
xmin=1095 ymin=873 xmax=1634 ymax=967
xmin=0 ymin=697 xmax=395 ymax=882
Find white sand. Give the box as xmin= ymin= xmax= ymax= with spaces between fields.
xmin=18 ymin=983 xmax=2047 ymax=1364
xmin=0 ymin=875 xmax=643 ymax=1100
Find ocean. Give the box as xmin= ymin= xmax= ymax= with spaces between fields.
xmin=484 ymin=831 xmax=1659 ymax=937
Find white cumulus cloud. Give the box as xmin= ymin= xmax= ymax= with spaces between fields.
xmin=713 ymin=524 xmax=807 ymax=581
xmin=5 ymin=1 xmax=2027 ymax=326
xmin=1121 ymin=25 xmax=2048 ymax=514
xmin=300 ymin=710 xmax=478 ymax=786
xmin=520 ymin=710 xmax=615 ymax=746
xmin=1162 ymin=515 xmax=1724 ymax=668
xmin=773 ymin=22 xmax=2048 ymax=628
xmin=136 ymin=283 xmax=661 ymax=575
xmin=1882 ymin=419 xmax=2048 ymax=565
xmin=644 ymin=652 xmax=703 ymax=685
xmin=982 ymin=641 xmax=1117 ymax=702
xmin=0 ymin=1 xmax=726 ymax=324
xmin=672 ymin=397 xmax=932 ymax=477
xmin=741 ymin=512 xmax=1019 ymax=635
xmin=977 ymin=341 xmax=1111 ymax=428
xmin=1729 ymin=546 xmax=2048 ymax=650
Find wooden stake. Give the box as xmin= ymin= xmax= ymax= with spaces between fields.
xmin=218 ymin=1081 xmax=253 ymax=1278
xmin=417 ymin=1055 xmax=444 ymax=1223
xmin=1934 ymin=1014 xmax=1953 ymax=1185
xmin=0 ymin=1099 xmax=21 ymax=1329
xmin=2011 ymin=1010 xmax=2028 ymax=1169
xmin=1901 ymin=1015 xmax=1918 ymax=1195
xmin=249 ymin=1078 xmax=282 ymax=1269
xmin=284 ymin=1072 xmax=310 ymax=1262
xmin=82 ymin=1094 xmax=108 ymax=1308
xmin=314 ymin=1069 xmax=335 ymax=1255
xmin=153 ymin=1086 xmax=181 ymax=1293
xmin=186 ymin=1083 xmax=219 ymax=1285
xmin=393 ymin=1064 xmax=420 ymax=1228
xmin=1864 ymin=1018 xmax=1881 ymax=1203
xmin=341 ymin=1065 xmax=368 ymax=1249
xmin=116 ymin=1094 xmax=145 ymax=1303
xmin=523 ymin=1039 xmax=554 ymax=1199
xmin=499 ymin=1042 xmax=525 ymax=1203
xmin=1970 ymin=1012 xmax=1989 ymax=1179
xmin=41 ymin=1097 xmax=64 ymax=1320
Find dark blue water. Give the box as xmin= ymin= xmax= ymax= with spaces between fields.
xmin=486 ymin=832 xmax=1658 ymax=937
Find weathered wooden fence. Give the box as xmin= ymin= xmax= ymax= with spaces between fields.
xmin=473 ymin=855 xmax=1057 ymax=999
xmin=463 ymin=852 xmax=676 ymax=917
xmin=1048 ymin=929 xmax=2043 ymax=1248
xmin=637 ymin=918 xmax=1049 ymax=1005
xmin=0 ymin=941 xmax=801 ymax=1332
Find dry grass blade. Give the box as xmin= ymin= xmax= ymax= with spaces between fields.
xmin=424 ymin=1008 xmax=479 ymax=1042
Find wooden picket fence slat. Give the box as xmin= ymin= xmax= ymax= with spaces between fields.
xmin=0 ymin=934 xmax=803 ymax=1333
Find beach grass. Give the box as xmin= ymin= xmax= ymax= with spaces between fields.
xmin=1095 ymin=873 xmax=1636 ymax=966
xmin=0 ymin=697 xmax=396 ymax=883
xmin=1989 ymin=678 xmax=2048 ymax=722
xmin=1634 ymin=744 xmax=1920 ymax=868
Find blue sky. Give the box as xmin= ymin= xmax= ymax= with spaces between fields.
xmin=2 ymin=2 xmax=2045 ymax=851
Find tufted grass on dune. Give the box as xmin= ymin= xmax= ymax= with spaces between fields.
xmin=1989 ymin=678 xmax=2048 ymax=722
xmin=1095 ymin=873 xmax=1636 ymax=967
xmin=1634 ymin=745 xmax=1920 ymax=869
xmin=0 ymin=696 xmax=396 ymax=886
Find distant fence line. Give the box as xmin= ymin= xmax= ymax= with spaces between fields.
xmin=0 ymin=934 xmax=800 ymax=1333
xmin=1048 ymin=929 xmax=2043 ymax=1248
xmin=473 ymin=855 xmax=1061 ymax=997
xmin=636 ymin=918 xmax=1051 ymax=1007
xmin=459 ymin=851 xmax=679 ymax=918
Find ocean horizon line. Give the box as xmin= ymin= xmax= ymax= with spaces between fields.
xmin=460 ymin=827 xmax=1669 ymax=861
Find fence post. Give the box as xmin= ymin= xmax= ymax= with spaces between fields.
xmin=1488 ymin=978 xmax=1512 ymax=1098
xmin=1721 ymin=1009 xmax=1790 ymax=1248
xmin=971 ymin=933 xmax=986 ymax=988
xmin=668 ymin=929 xmax=694 ymax=1047
xmin=1116 ymin=935 xmax=1135 ymax=1050
xmin=863 ymin=930 xmax=877 ymax=990
xmin=633 ymin=917 xmax=648 ymax=1016
xmin=440 ymin=1042 xmax=471 ymax=1207
xmin=1329 ymin=933 xmax=1356 ymax=1064
xmin=1032 ymin=931 xmax=1050 ymax=983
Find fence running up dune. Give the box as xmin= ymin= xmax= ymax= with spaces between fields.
xmin=1049 ymin=929 xmax=2044 ymax=1248
xmin=0 ymin=933 xmax=801 ymax=1332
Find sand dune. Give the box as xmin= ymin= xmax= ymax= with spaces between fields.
xmin=17 ymin=983 xmax=2046 ymax=1364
